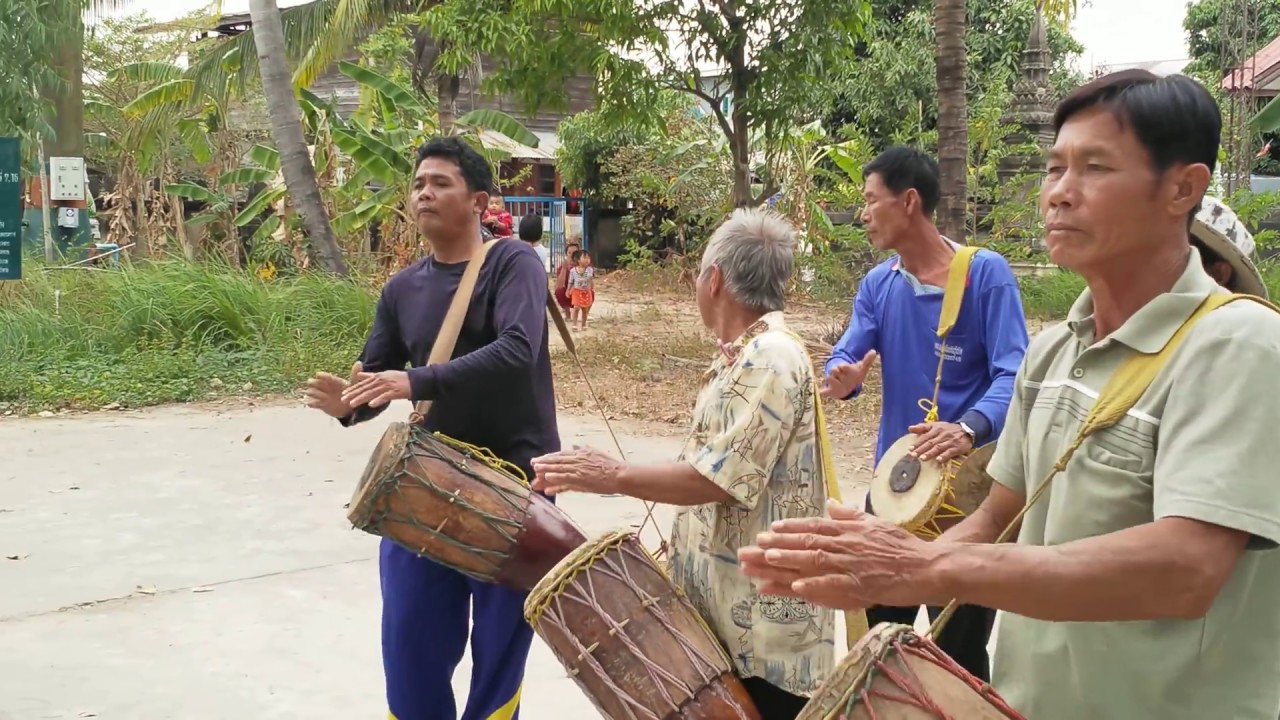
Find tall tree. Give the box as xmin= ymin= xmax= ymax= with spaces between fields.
xmin=934 ymin=0 xmax=967 ymax=242
xmin=426 ymin=0 xmax=873 ymax=208
xmin=248 ymin=0 xmax=350 ymax=276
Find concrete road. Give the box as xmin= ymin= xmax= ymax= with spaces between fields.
xmin=0 ymin=401 xmax=874 ymax=720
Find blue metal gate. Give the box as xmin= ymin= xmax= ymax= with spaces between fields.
xmin=503 ymin=196 xmax=589 ymax=269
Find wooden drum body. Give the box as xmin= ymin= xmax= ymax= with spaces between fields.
xmin=869 ymin=436 xmax=996 ymax=539
xmin=798 ymin=623 xmax=1024 ymax=720
xmin=525 ymin=529 xmax=761 ymax=720
xmin=347 ymin=421 xmax=587 ymax=589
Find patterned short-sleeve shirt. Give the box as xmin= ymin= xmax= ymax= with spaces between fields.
xmin=668 ymin=311 xmax=835 ymax=697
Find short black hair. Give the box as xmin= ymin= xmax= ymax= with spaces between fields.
xmin=415 ymin=136 xmax=494 ymax=194
xmin=571 ymin=249 xmax=586 ymax=262
xmin=518 ymin=214 xmax=542 ymax=242
xmin=862 ymin=146 xmax=941 ymax=216
xmin=1053 ymin=70 xmax=1221 ymax=176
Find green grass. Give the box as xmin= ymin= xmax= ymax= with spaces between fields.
xmin=0 ymin=260 xmax=376 ymax=412
xmin=1017 ymin=269 xmax=1086 ymax=319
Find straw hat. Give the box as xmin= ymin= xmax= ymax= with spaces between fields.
xmin=1192 ymin=196 xmax=1268 ymax=299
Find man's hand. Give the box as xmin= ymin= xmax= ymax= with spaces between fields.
xmin=305 ymin=362 xmax=363 ymax=419
xmin=738 ymin=501 xmax=943 ymax=611
xmin=821 ymin=350 xmax=877 ymax=399
xmin=531 ymin=446 xmax=623 ymax=496
xmin=908 ymin=421 xmax=973 ymax=462
xmin=341 ymin=367 xmax=412 ymax=409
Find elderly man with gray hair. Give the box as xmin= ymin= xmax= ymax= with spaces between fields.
xmin=531 ymin=207 xmax=836 ymax=719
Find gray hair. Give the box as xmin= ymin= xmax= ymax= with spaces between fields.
xmin=700 ymin=207 xmax=796 ymax=313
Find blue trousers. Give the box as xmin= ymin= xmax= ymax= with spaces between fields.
xmin=380 ymin=538 xmax=534 ymax=720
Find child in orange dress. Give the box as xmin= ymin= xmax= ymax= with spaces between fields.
xmin=567 ymin=250 xmax=595 ymax=330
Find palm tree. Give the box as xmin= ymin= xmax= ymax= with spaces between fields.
xmin=934 ymin=0 xmax=966 ymax=243
xmin=248 ymin=0 xmax=350 ymax=276
xmin=933 ymin=0 xmax=1075 ymax=244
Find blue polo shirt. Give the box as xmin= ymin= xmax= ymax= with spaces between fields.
xmin=825 ymin=248 xmax=1029 ymax=464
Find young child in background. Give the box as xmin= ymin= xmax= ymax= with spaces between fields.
xmin=554 ymin=241 xmax=580 ymax=319
xmin=518 ymin=214 xmax=551 ymax=275
xmin=568 ymin=249 xmax=595 ymax=330
xmin=482 ymin=196 xmax=514 ymax=237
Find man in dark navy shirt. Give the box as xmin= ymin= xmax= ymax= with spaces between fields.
xmin=304 ymin=136 xmax=558 ymax=720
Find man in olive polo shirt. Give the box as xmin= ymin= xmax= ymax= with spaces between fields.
xmin=736 ymin=69 xmax=1280 ymax=720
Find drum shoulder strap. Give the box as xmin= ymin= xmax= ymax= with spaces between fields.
xmin=1082 ymin=292 xmax=1279 ymax=436
xmin=937 ymin=245 xmax=979 ymax=339
xmin=411 ymin=238 xmax=502 ymax=420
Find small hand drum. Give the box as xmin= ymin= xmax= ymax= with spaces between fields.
xmin=348 ymin=421 xmax=587 ymax=590
xmin=526 ymin=529 xmax=761 ymax=720
xmin=869 ymin=435 xmax=996 ymax=539
xmin=797 ymin=622 xmax=1024 ymax=720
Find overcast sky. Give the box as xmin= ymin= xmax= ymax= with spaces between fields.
xmin=106 ymin=0 xmax=1196 ymax=73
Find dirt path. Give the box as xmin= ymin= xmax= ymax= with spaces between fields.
xmin=0 ymin=400 xmax=877 ymax=720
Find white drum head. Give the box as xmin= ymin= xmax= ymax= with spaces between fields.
xmin=870 ymin=434 xmax=947 ymax=527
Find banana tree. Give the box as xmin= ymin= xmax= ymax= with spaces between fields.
xmin=166 ymin=144 xmax=289 ymax=268
xmin=331 ymin=60 xmax=537 ymax=226
xmin=84 ymin=58 xmax=240 ymax=259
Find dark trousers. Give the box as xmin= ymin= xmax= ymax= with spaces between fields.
xmin=865 ymin=603 xmax=996 ymax=682
xmin=741 ymin=677 xmax=808 ymax=720
xmin=380 ymin=539 xmax=533 ymax=720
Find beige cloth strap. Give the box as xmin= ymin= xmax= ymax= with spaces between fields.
xmin=409 ymin=239 xmax=500 ymax=423
xmin=409 ymin=239 xmax=577 ymax=424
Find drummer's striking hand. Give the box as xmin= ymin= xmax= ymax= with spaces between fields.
xmin=907 ymin=421 xmax=973 ymax=462
xmin=305 ymin=361 xmax=362 ymax=418
xmin=530 ymin=446 xmax=622 ymax=496
xmin=820 ymin=350 xmax=877 ymax=399
xmin=341 ymin=368 xmax=411 ymax=409
xmin=738 ymin=501 xmax=941 ymax=610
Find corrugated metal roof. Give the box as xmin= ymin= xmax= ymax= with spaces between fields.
xmin=477 ymin=130 xmax=560 ymax=162
xmin=1224 ymin=34 xmax=1280 ymax=92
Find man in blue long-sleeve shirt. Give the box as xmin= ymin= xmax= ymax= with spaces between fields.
xmin=304 ymin=137 xmax=557 ymax=720
xmin=822 ymin=146 xmax=1029 ymax=681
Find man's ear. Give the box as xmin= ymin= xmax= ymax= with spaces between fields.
xmin=474 ymin=190 xmax=490 ymax=215
xmin=1167 ymin=163 xmax=1212 ymax=220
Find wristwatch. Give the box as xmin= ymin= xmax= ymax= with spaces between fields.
xmin=958 ymin=421 xmax=977 ymax=443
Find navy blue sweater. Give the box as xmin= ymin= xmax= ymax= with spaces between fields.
xmin=342 ymin=239 xmax=560 ymax=476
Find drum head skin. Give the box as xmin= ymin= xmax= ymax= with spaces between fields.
xmin=870 ymin=434 xmax=946 ymax=527
xmin=347 ymin=421 xmax=413 ymax=529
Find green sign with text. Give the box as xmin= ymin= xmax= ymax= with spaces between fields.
xmin=0 ymin=137 xmax=20 ymax=280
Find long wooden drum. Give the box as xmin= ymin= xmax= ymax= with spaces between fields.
xmin=525 ymin=529 xmax=761 ymax=720
xmin=347 ymin=421 xmax=587 ymax=589
xmin=797 ymin=623 xmax=1024 ymax=720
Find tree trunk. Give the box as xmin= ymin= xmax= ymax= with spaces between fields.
xmin=247 ymin=0 xmax=349 ymax=277
xmin=51 ymin=8 xmax=85 ymax=160
xmin=437 ymin=73 xmax=459 ymax=134
xmin=934 ymin=0 xmax=968 ymax=243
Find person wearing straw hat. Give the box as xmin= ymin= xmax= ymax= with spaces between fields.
xmin=1194 ymin=195 xmax=1270 ymax=298
xmin=738 ymin=70 xmax=1280 ymax=720
xmin=531 ymin=208 xmax=841 ymax=720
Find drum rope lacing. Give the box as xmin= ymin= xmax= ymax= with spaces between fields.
xmin=529 ymin=533 xmax=725 ymax=720
xmin=835 ymin=631 xmax=1022 ymax=719
xmin=365 ymin=429 xmax=533 ymax=578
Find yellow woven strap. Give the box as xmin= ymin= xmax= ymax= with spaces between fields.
xmin=1080 ymin=291 xmax=1277 ymax=434
xmin=930 ymin=290 xmax=1279 ymax=637
xmin=813 ymin=375 xmax=871 ymax=647
xmin=780 ymin=325 xmax=869 ymax=645
xmin=921 ymin=245 xmax=979 ymax=423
